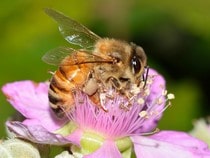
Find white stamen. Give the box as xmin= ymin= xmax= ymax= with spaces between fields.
xmin=139 ymin=111 xmax=148 ymax=118
xmin=131 ymin=84 xmax=141 ymax=95
xmin=167 ymin=93 xmax=175 ymax=100
xmin=146 ymin=78 xmax=153 ymax=85
xmin=156 ymin=98 xmax=163 ymax=105
xmin=162 ymin=90 xmax=168 ymax=96
xmin=137 ymin=98 xmax=145 ymax=105
xmin=139 ymin=82 xmax=145 ymax=89
xmin=143 ymin=89 xmax=150 ymax=96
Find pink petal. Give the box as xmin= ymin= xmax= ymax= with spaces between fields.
xmin=2 ymin=80 xmax=49 ymax=112
xmin=135 ymin=69 xmax=167 ymax=132
xmin=146 ymin=69 xmax=166 ymax=104
xmin=149 ymin=131 xmax=209 ymax=150
xmin=131 ymin=131 xmax=210 ymax=158
xmin=65 ymin=129 xmax=83 ymax=146
xmin=2 ymin=80 xmax=67 ymax=131
xmin=84 ymin=140 xmax=122 ymax=158
xmin=6 ymin=121 xmax=71 ymax=145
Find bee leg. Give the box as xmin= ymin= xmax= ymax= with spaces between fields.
xmin=108 ymin=77 xmax=121 ymax=90
xmin=99 ymin=92 xmax=108 ymax=112
xmin=89 ymin=92 xmax=108 ymax=112
xmin=83 ymin=78 xmax=98 ymax=96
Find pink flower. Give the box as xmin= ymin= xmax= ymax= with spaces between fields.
xmin=2 ymin=69 xmax=210 ymax=157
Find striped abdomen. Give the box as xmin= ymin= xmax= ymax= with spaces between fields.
xmin=49 ymin=63 xmax=93 ymax=117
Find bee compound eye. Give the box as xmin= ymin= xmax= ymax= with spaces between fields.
xmin=131 ymin=55 xmax=141 ymax=74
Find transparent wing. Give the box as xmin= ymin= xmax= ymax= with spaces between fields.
xmin=45 ymin=8 xmax=101 ymax=49
xmin=42 ymin=46 xmax=76 ymax=66
xmin=42 ymin=46 xmax=112 ymax=66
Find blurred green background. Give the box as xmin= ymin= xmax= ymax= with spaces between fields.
xmin=1 ymin=0 xmax=210 ymax=138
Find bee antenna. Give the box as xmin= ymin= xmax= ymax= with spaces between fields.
xmin=143 ymin=66 xmax=149 ymax=89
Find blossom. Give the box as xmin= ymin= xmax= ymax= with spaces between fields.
xmin=2 ymin=69 xmax=210 ymax=157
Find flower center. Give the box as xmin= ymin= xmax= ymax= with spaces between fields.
xmin=80 ymin=131 xmax=105 ymax=154
xmin=71 ymin=130 xmax=133 ymax=156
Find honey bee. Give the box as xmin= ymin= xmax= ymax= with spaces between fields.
xmin=43 ymin=8 xmax=147 ymax=117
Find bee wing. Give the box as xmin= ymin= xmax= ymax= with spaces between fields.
xmin=42 ymin=46 xmax=112 ymax=66
xmin=42 ymin=46 xmax=76 ymax=66
xmin=45 ymin=8 xmax=101 ymax=50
